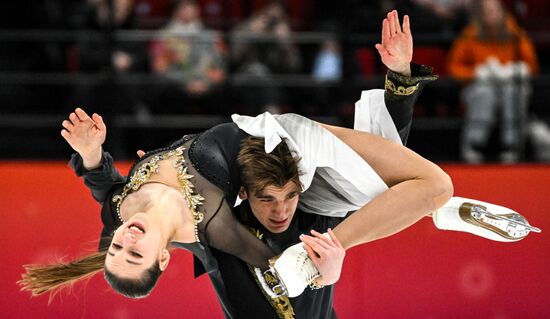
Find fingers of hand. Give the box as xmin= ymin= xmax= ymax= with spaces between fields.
xmin=92 ymin=113 xmax=106 ymax=131
xmin=302 ymin=230 xmax=335 ymax=254
xmin=62 ymin=120 xmax=74 ymax=132
xmin=393 ymin=10 xmax=402 ymax=33
xmin=300 ymin=235 xmax=328 ymax=255
xmin=403 ymin=15 xmax=411 ymax=35
xmin=382 ymin=18 xmax=391 ymax=41
xmin=69 ymin=112 xmax=81 ymax=125
xmin=60 ymin=129 xmax=71 ymax=141
xmin=387 ymin=10 xmax=403 ymax=38
xmin=310 ymin=230 xmax=335 ymax=249
xmin=303 ymin=244 xmax=320 ymax=263
xmin=387 ymin=11 xmax=396 ymax=35
xmin=375 ymin=43 xmax=389 ymax=58
xmin=75 ymin=108 xmax=91 ymax=122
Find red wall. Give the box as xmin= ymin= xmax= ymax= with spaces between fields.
xmin=2 ymin=162 xmax=549 ymax=318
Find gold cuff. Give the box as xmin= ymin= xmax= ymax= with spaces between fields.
xmin=385 ymin=77 xmax=419 ymax=96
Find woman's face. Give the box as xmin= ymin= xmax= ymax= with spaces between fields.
xmin=481 ymin=0 xmax=504 ymax=28
xmin=105 ymin=213 xmax=170 ymax=279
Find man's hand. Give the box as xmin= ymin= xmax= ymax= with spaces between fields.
xmin=300 ymin=228 xmax=345 ymax=286
xmin=375 ymin=10 xmax=413 ymax=76
xmin=61 ymin=108 xmax=106 ymax=170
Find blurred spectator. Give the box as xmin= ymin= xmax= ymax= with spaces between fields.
xmin=75 ymin=0 xmax=148 ymax=73
xmin=133 ymin=0 xmax=171 ymax=28
xmin=312 ymin=39 xmax=342 ymax=82
xmin=343 ymin=0 xmax=456 ymax=34
xmin=411 ymin=0 xmax=471 ymax=32
xmin=231 ymin=0 xmax=302 ymax=114
xmin=528 ymin=117 xmax=550 ymax=162
xmin=308 ymin=37 xmax=343 ymax=115
xmin=70 ymin=0 xmax=149 ymax=116
xmin=447 ymin=0 xmax=539 ymax=163
xmin=148 ymin=0 xmax=227 ymax=114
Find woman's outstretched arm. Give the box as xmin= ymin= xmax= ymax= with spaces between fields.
xmin=62 ymin=108 xmax=126 ymax=204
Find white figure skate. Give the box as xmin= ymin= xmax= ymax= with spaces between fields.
xmin=254 ymin=240 xmax=322 ymax=298
xmin=433 ymin=197 xmax=541 ymax=242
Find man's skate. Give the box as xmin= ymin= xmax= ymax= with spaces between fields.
xmin=433 ymin=197 xmax=541 ymax=242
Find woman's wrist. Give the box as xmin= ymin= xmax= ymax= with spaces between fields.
xmin=81 ymin=147 xmax=103 ymax=170
xmin=391 ymin=63 xmax=412 ymax=77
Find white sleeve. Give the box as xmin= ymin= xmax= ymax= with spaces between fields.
xmin=354 ymin=89 xmax=402 ymax=145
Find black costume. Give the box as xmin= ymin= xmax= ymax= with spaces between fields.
xmin=70 ymin=65 xmax=436 ymax=318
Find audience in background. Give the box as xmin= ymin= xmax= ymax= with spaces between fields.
xmin=447 ymin=0 xmax=539 ymax=163
xmin=148 ymin=0 xmax=227 ymax=114
xmin=312 ymin=39 xmax=342 ymax=82
xmin=308 ymin=36 xmax=343 ymax=116
xmin=70 ymin=0 xmax=149 ymax=116
xmin=230 ymin=0 xmax=302 ymax=114
xmin=411 ymin=0 xmax=471 ymax=32
xmin=528 ymin=117 xmax=550 ymax=162
xmin=2 ymin=0 xmax=550 ymax=162
xmin=343 ymin=0 xmax=463 ymax=34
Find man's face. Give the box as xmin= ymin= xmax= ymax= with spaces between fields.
xmin=240 ymin=182 xmax=300 ymax=233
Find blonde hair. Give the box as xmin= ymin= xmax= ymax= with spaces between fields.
xmin=19 ymin=250 xmax=106 ymax=300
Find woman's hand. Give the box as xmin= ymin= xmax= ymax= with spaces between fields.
xmin=61 ymin=108 xmax=106 ymax=170
xmin=375 ymin=10 xmax=413 ymax=76
xmin=300 ymin=228 xmax=345 ymax=286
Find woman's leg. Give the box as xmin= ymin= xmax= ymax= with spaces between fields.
xmin=319 ymin=124 xmax=540 ymax=243
xmin=319 ymin=123 xmax=453 ymax=249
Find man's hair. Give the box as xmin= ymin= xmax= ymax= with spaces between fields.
xmin=104 ymin=261 xmax=163 ymax=299
xmin=237 ymin=136 xmax=303 ymax=196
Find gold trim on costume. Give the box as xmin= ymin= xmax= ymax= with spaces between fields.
xmin=112 ymin=146 xmax=205 ymax=242
xmin=247 ymin=227 xmax=296 ymax=319
xmin=385 ymin=77 xmax=419 ymax=96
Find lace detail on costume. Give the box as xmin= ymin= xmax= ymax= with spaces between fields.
xmin=112 ymin=145 xmax=205 ymax=242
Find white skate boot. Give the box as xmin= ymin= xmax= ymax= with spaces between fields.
xmin=254 ymin=240 xmax=322 ymax=298
xmin=433 ymin=197 xmax=541 ymax=242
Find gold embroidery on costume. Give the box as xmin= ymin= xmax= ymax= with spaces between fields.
xmin=385 ymin=77 xmax=419 ymax=96
xmin=112 ymin=146 xmax=205 ymax=242
xmin=247 ymin=227 xmax=296 ymax=319
xmin=264 ymin=272 xmax=278 ymax=285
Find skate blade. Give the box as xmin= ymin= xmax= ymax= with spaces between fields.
xmin=476 ymin=207 xmax=541 ymax=233
xmin=459 ymin=202 xmax=540 ymax=241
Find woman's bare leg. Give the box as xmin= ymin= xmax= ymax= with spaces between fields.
xmin=319 ymin=123 xmax=453 ymax=249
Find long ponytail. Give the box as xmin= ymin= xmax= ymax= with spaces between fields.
xmin=19 ymin=250 xmax=107 ymax=299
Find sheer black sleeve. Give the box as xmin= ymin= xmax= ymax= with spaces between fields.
xmin=186 ymin=124 xmax=276 ymax=269
xmin=69 ymin=151 xmax=126 ymax=204
xmin=184 ymin=159 xmax=275 ymax=269
xmin=69 ymin=151 xmax=126 ymax=250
